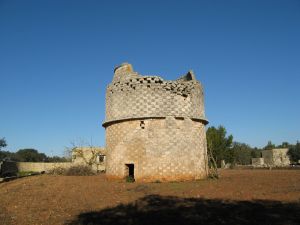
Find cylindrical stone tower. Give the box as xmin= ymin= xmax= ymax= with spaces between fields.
xmin=103 ymin=63 xmax=208 ymax=182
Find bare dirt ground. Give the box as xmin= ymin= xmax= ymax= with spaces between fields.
xmin=1 ymin=169 xmax=300 ymax=225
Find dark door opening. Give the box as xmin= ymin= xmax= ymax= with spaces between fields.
xmin=125 ymin=164 xmax=134 ymax=179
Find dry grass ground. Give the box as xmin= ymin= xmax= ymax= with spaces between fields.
xmin=0 ymin=169 xmax=300 ymax=225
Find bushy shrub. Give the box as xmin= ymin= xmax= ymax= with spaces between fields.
xmin=65 ymin=165 xmax=95 ymax=176
xmin=48 ymin=167 xmax=66 ymax=175
xmin=48 ymin=165 xmax=95 ymax=176
xmin=288 ymin=142 xmax=300 ymax=163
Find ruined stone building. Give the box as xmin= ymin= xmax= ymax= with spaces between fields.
xmin=72 ymin=147 xmax=106 ymax=172
xmin=252 ymin=148 xmax=290 ymax=167
xmin=102 ymin=63 xmax=209 ymax=182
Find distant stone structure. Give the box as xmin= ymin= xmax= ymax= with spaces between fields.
xmin=252 ymin=148 xmax=291 ymax=167
xmin=0 ymin=147 xmax=105 ymax=176
xmin=103 ymin=63 xmax=209 ymax=182
xmin=72 ymin=147 xmax=106 ymax=172
xmin=16 ymin=162 xmax=72 ymax=173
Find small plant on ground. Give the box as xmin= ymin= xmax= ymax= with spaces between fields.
xmin=125 ymin=176 xmax=135 ymax=183
xmin=17 ymin=171 xmax=35 ymax=176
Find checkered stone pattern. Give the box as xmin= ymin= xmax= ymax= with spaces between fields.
xmin=104 ymin=77 xmax=206 ymax=125
xmin=105 ymin=118 xmax=208 ymax=182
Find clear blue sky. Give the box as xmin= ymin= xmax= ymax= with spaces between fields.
xmin=0 ymin=0 xmax=299 ymax=156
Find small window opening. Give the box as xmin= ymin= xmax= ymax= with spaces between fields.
xmin=140 ymin=120 xmax=145 ymax=129
xmin=125 ymin=164 xmax=135 ymax=179
xmin=99 ymin=154 xmax=105 ymax=163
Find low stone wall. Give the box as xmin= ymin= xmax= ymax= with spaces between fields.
xmin=16 ymin=162 xmax=73 ymax=172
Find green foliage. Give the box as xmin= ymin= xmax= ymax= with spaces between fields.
xmin=277 ymin=142 xmax=291 ymax=148
xmin=263 ymin=141 xmax=275 ymax=150
xmin=15 ymin=149 xmax=47 ymax=162
xmin=287 ymin=142 xmax=300 ymax=162
xmin=231 ymin=142 xmax=262 ymax=165
xmin=206 ymin=126 xmax=233 ymax=167
xmin=17 ymin=171 xmax=35 ymax=176
xmin=125 ymin=176 xmax=135 ymax=183
xmin=232 ymin=142 xmax=252 ymax=165
xmin=251 ymin=148 xmax=262 ymax=158
xmin=46 ymin=156 xmax=70 ymax=162
xmin=0 ymin=138 xmax=7 ymax=150
xmin=0 ymin=149 xmax=20 ymax=161
xmin=0 ymin=147 xmax=68 ymax=162
xmin=0 ymin=150 xmax=10 ymax=161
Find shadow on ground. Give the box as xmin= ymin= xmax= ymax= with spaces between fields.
xmin=66 ymin=195 xmax=300 ymax=225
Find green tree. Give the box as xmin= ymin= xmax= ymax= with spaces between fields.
xmin=15 ymin=149 xmax=47 ymax=162
xmin=0 ymin=150 xmax=10 ymax=161
xmin=231 ymin=143 xmax=262 ymax=165
xmin=206 ymin=126 xmax=233 ymax=167
xmin=0 ymin=138 xmax=9 ymax=160
xmin=0 ymin=138 xmax=7 ymax=150
xmin=263 ymin=141 xmax=275 ymax=150
xmin=277 ymin=142 xmax=291 ymax=148
xmin=232 ymin=142 xmax=252 ymax=165
xmin=287 ymin=142 xmax=300 ymax=163
xmin=46 ymin=156 xmax=69 ymax=162
xmin=251 ymin=149 xmax=262 ymax=158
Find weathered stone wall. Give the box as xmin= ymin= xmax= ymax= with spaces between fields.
xmin=16 ymin=162 xmax=73 ymax=172
xmin=272 ymin=148 xmax=290 ymax=166
xmin=72 ymin=147 xmax=106 ymax=172
xmin=261 ymin=150 xmax=273 ymax=166
xmin=105 ymin=117 xmax=208 ymax=182
xmin=103 ymin=63 xmax=208 ymax=182
xmin=261 ymin=148 xmax=290 ymax=167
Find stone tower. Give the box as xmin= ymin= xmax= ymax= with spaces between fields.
xmin=102 ymin=63 xmax=208 ymax=182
